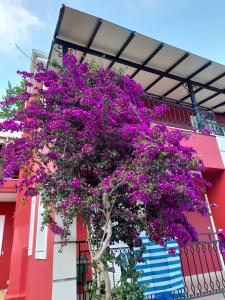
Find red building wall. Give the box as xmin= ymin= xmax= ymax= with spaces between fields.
xmin=25 ymin=196 xmax=54 ymax=300
xmin=4 ymin=124 xmax=225 ymax=298
xmin=5 ymin=194 xmax=54 ymax=300
xmin=182 ymin=133 xmax=224 ymax=170
xmin=205 ymin=170 xmax=225 ymax=232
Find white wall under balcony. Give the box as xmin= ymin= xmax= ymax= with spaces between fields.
xmin=216 ymin=136 xmax=225 ymax=167
xmin=0 ymin=193 xmax=16 ymax=202
xmin=52 ymin=216 xmax=77 ymax=300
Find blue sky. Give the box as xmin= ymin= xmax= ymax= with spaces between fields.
xmin=1 ymin=0 xmax=225 ymax=97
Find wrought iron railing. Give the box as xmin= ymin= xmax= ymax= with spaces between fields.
xmin=76 ymin=239 xmax=225 ymax=299
xmin=145 ymin=97 xmax=225 ymax=136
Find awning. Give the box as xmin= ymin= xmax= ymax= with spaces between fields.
xmin=48 ymin=5 xmax=225 ymax=114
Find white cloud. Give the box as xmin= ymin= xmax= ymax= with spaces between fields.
xmin=0 ymin=0 xmax=44 ymax=54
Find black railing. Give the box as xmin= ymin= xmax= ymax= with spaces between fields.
xmin=179 ymin=240 xmax=225 ymax=299
xmin=77 ymin=241 xmax=90 ymax=300
xmin=145 ymin=97 xmax=225 ymax=136
xmin=76 ymin=239 xmax=225 ymax=299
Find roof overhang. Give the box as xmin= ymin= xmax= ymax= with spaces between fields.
xmin=48 ymin=5 xmax=225 ymax=114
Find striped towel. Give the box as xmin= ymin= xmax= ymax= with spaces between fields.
xmin=136 ymin=235 xmax=184 ymax=298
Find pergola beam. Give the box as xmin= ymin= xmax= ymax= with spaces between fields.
xmin=162 ymin=61 xmax=212 ymax=97
xmin=80 ymin=18 xmax=102 ymax=64
xmin=54 ymin=38 xmax=225 ymax=96
xmin=145 ymin=52 xmax=189 ymax=92
xmin=109 ymin=31 xmax=135 ymax=68
xmin=212 ymin=100 xmax=225 ymax=110
xmin=179 ymin=71 xmax=225 ymax=102
xmin=188 ymin=83 xmax=204 ymax=129
xmin=131 ymin=43 xmax=164 ymax=79
xmin=198 ymin=92 xmax=219 ymax=106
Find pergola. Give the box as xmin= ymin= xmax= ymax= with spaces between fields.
xmin=48 ymin=5 xmax=225 ymax=123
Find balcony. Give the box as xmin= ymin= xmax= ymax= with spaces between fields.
xmin=145 ymin=96 xmax=225 ymax=136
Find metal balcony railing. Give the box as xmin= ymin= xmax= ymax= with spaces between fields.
xmin=145 ymin=97 xmax=225 ymax=136
xmin=76 ymin=239 xmax=225 ymax=300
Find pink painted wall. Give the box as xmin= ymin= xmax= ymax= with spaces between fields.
xmin=5 ymin=194 xmax=53 ymax=300
xmin=181 ymin=209 xmax=222 ymax=276
xmin=205 ymin=170 xmax=225 ymax=232
xmin=182 ymin=133 xmax=224 ymax=170
xmin=4 ymin=123 xmax=225 ymax=298
xmin=185 ymin=211 xmax=212 ymax=239
xmin=25 ymin=196 xmax=54 ymax=300
xmin=0 ymin=180 xmax=18 ymax=194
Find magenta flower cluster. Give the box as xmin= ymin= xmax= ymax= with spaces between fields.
xmin=0 ymin=53 xmax=209 ymax=247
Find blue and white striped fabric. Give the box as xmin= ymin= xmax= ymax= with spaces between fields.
xmin=136 ymin=235 xmax=184 ymax=298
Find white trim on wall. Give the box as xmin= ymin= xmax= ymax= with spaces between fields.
xmin=35 ymin=197 xmax=48 ymax=259
xmin=52 ymin=216 xmax=77 ymax=300
xmin=28 ymin=196 xmax=36 ymax=256
xmin=0 ymin=215 xmax=5 ymax=256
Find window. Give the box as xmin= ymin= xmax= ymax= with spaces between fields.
xmin=28 ymin=197 xmax=36 ymax=256
xmin=0 ymin=215 xmax=5 ymax=256
xmin=35 ymin=197 xmax=48 ymax=259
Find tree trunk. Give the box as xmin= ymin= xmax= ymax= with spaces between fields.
xmin=86 ymin=193 xmax=113 ymax=299
xmin=97 ymin=260 xmax=112 ymax=300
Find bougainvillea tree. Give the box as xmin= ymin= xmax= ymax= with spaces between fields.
xmin=0 ymin=53 xmax=209 ymax=299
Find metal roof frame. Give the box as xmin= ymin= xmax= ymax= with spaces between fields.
xmin=131 ymin=43 xmax=164 ymax=79
xmin=54 ymin=36 xmax=225 ymax=97
xmin=48 ymin=5 xmax=225 ymax=114
xmin=144 ymin=52 xmax=189 ymax=92
xmin=108 ymin=31 xmax=136 ymax=68
xmin=79 ymin=18 xmax=103 ymax=64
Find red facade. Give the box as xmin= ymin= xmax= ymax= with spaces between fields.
xmin=0 ymin=129 xmax=224 ymax=300
xmin=1 ymin=10 xmax=225 ymax=299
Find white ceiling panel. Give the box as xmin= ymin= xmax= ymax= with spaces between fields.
xmin=149 ymin=78 xmax=179 ymax=96
xmin=91 ymin=21 xmax=131 ymax=56
xmin=183 ymin=98 xmax=192 ymax=104
xmin=85 ymin=54 xmax=111 ymax=68
xmin=134 ymin=71 xmax=159 ymax=89
xmin=170 ymin=54 xmax=209 ymax=78
xmin=195 ymin=89 xmax=216 ymax=103
xmin=214 ymin=106 xmax=225 ymax=113
xmin=112 ymin=63 xmax=136 ymax=76
xmin=191 ymin=62 xmax=225 ymax=84
xmin=59 ymin=8 xmax=98 ymax=47
xmin=121 ymin=34 xmax=160 ymax=64
xmin=147 ymin=45 xmax=185 ymax=71
xmin=202 ymin=94 xmax=225 ymax=108
xmin=167 ymin=85 xmax=188 ymax=100
xmin=210 ymin=77 xmax=225 ymax=89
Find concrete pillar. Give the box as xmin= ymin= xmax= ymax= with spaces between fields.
xmin=52 ymin=216 xmax=77 ymax=300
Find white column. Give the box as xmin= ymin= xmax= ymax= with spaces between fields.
xmin=52 ymin=216 xmax=77 ymax=300
xmin=28 ymin=196 xmax=36 ymax=256
xmin=35 ymin=197 xmax=48 ymax=259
